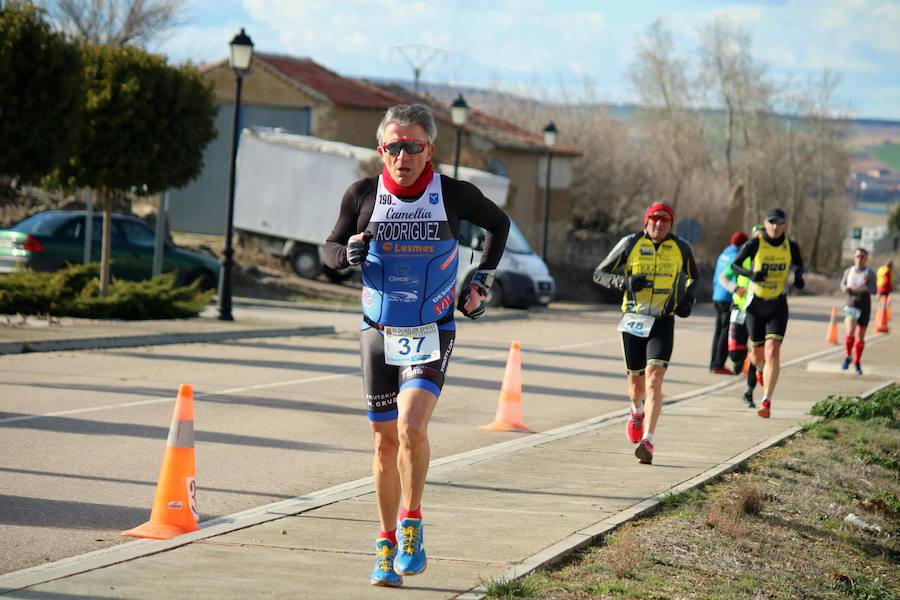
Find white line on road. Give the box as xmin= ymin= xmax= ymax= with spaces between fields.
xmin=0 ymin=337 xmax=613 ymax=425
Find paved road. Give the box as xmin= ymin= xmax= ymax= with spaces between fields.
xmin=0 ymin=296 xmax=845 ymax=575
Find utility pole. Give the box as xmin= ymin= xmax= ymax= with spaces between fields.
xmin=393 ymin=45 xmax=445 ymax=94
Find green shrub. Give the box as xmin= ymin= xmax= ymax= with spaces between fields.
xmin=810 ymin=387 xmax=899 ymax=421
xmin=0 ymin=264 xmax=212 ymax=319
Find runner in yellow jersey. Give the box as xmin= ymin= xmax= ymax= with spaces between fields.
xmin=593 ymin=202 xmax=698 ymax=464
xmin=729 ymin=208 xmax=805 ymax=418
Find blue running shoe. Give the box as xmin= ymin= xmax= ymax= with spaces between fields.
xmin=394 ymin=518 xmax=427 ymax=575
xmin=841 ymin=356 xmax=851 ymax=370
xmin=369 ymin=538 xmax=402 ymax=587
xmin=854 ymin=362 xmax=863 ymax=376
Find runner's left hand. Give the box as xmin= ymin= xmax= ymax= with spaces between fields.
xmin=457 ymin=283 xmax=487 ymax=319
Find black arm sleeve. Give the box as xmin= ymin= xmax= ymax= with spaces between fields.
xmin=324 ymin=179 xmax=374 ymax=270
xmin=451 ymin=179 xmax=510 ymax=270
xmin=790 ymin=240 xmax=805 ymax=276
xmin=677 ymin=237 xmax=699 ymax=283
xmin=593 ymin=234 xmax=636 ymax=290
xmin=731 ymin=238 xmax=759 ymax=278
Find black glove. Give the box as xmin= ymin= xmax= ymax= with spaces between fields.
xmin=346 ymin=231 xmax=372 ymax=266
xmin=794 ymin=273 xmax=805 ymax=290
xmin=626 ymin=274 xmax=653 ymax=293
xmin=750 ymin=270 xmax=767 ymax=283
xmin=457 ymin=270 xmax=494 ymax=320
xmin=675 ymin=296 xmax=694 ymax=318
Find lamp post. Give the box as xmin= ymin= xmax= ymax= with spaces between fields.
xmin=540 ymin=121 xmax=558 ymax=262
xmin=218 ymin=27 xmax=254 ymax=321
xmin=450 ymin=94 xmax=469 ymax=179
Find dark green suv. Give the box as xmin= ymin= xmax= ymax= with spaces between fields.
xmin=0 ymin=210 xmax=219 ymax=290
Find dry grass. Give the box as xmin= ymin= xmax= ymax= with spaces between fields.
xmin=605 ymin=524 xmax=643 ymax=579
xmin=509 ymin=404 xmax=900 ymax=600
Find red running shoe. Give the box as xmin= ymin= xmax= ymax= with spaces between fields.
xmin=635 ymin=439 xmax=654 ymax=464
xmin=757 ymin=399 xmax=771 ymax=418
xmin=711 ymin=367 xmax=734 ymax=375
xmin=626 ymin=412 xmax=644 ymax=443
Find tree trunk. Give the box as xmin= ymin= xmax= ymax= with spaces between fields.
xmin=100 ymin=188 xmax=113 ymax=297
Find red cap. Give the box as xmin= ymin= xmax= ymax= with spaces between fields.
xmin=644 ymin=202 xmax=674 ymax=226
xmin=730 ymin=231 xmax=748 ymax=246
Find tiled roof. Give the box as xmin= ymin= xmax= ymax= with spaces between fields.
xmin=372 ymin=82 xmax=580 ymax=156
xmin=254 ymin=54 xmax=406 ymax=110
xmin=204 ymin=53 xmax=579 ymax=156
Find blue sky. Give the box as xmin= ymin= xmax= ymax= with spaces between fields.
xmin=154 ymin=0 xmax=900 ymax=121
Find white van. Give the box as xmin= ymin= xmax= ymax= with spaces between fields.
xmin=457 ymin=219 xmax=555 ymax=309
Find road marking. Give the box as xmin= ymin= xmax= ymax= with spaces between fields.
xmin=0 ymin=336 xmax=611 ymax=426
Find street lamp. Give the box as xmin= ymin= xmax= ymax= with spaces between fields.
xmin=540 ymin=121 xmax=558 ymax=262
xmin=450 ymin=94 xmax=469 ymax=179
xmin=218 ymin=27 xmax=254 ymax=321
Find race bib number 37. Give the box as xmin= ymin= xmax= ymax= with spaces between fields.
xmin=384 ymin=323 xmax=440 ymax=366
xmin=617 ymin=313 xmax=655 ymax=338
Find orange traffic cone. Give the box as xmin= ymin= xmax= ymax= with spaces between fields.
xmin=123 ymin=384 xmax=199 ymax=539
xmin=875 ymin=297 xmax=890 ymax=333
xmin=825 ymin=307 xmax=839 ymax=344
xmin=481 ymin=342 xmax=533 ymax=433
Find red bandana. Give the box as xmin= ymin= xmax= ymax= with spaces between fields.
xmin=381 ymin=162 xmax=434 ymax=198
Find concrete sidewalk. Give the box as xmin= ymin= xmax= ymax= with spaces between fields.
xmin=1 ymin=330 xmax=895 ymax=598
xmin=0 ymin=299 xmax=340 ymax=355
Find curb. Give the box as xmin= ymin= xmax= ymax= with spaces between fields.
xmin=455 ymin=379 xmax=896 ymax=600
xmin=0 ymin=325 xmax=335 ymax=355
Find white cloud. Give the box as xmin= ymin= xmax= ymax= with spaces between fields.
xmin=155 ymin=0 xmax=900 ymax=119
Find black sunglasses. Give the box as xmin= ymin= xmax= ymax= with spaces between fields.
xmin=766 ymin=217 xmax=785 ymax=225
xmin=381 ymin=139 xmax=427 ymax=156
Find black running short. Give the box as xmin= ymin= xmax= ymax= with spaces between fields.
xmin=746 ymin=295 xmax=789 ymax=346
xmin=360 ymin=324 xmax=455 ymax=422
xmin=846 ymin=293 xmax=871 ymax=327
xmin=621 ymin=315 xmax=674 ymax=375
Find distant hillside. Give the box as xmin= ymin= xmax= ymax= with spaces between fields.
xmin=364 ymin=77 xmax=900 ymax=174
xmin=871 ymin=142 xmax=900 ymax=171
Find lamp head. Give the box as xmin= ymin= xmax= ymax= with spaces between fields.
xmin=229 ymin=28 xmax=254 ymax=73
xmin=450 ymin=94 xmax=469 ymax=127
xmin=542 ymin=122 xmax=558 ymax=147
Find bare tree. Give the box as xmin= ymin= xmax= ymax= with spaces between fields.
xmin=698 ymin=18 xmax=775 ymax=228
xmin=630 ymin=19 xmax=710 ymax=212
xmin=41 ymin=0 xmax=183 ymax=46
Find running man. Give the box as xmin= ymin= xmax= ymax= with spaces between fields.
xmin=729 ymin=208 xmax=805 ymax=418
xmin=710 ymin=231 xmax=748 ymax=374
xmin=719 ymin=225 xmax=762 ymax=407
xmin=840 ymin=248 xmax=877 ymax=375
xmin=324 ymin=104 xmax=509 ymax=587
xmin=593 ymin=202 xmax=697 ymax=464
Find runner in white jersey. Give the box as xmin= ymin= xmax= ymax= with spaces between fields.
xmin=839 ymin=247 xmax=877 ymax=375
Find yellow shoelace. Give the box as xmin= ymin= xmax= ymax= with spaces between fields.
xmin=376 ymin=544 xmax=395 ymax=572
xmin=401 ymin=524 xmax=420 ymax=554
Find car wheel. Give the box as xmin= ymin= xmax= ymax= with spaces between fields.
xmin=290 ymin=246 xmax=322 ymax=279
xmin=488 ymin=280 xmax=504 ymax=308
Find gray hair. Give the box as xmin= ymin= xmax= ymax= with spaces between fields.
xmin=376 ymin=104 xmax=438 ymax=145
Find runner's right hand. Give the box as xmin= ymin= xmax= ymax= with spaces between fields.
xmin=346 ymin=231 xmax=372 ymax=266
xmin=750 ymin=270 xmax=767 ymax=282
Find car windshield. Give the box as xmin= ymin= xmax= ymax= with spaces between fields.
xmin=504 ymin=220 xmax=533 ymax=254
xmin=11 ymin=212 xmax=73 ymax=235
